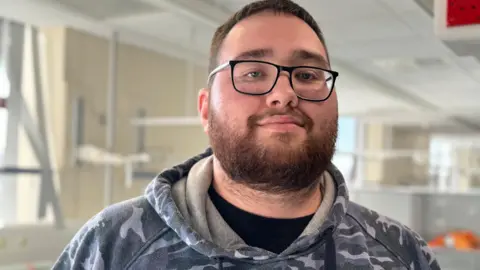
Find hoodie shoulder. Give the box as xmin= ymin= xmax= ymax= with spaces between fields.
xmin=52 ymin=196 xmax=170 ymax=270
xmin=345 ymin=201 xmax=441 ymax=269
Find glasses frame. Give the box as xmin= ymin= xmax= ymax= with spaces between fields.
xmin=207 ymin=60 xmax=339 ymax=102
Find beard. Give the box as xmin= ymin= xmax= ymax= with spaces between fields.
xmin=209 ymin=107 xmax=338 ymax=194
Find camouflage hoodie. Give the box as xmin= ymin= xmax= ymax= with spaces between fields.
xmin=53 ymin=148 xmax=441 ymax=269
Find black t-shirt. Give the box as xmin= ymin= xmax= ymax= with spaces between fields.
xmin=208 ymin=185 xmax=313 ymax=254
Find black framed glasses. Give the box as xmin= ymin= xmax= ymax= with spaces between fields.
xmin=207 ymin=60 xmax=339 ymax=102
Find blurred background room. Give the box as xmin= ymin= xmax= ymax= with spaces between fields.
xmin=0 ymin=0 xmax=479 ymax=269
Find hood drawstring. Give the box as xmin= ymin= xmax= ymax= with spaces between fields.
xmin=325 ymin=227 xmax=337 ymax=269
xmin=216 ymin=257 xmax=224 ymax=270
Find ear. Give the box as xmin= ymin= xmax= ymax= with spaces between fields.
xmin=198 ymin=88 xmax=210 ymax=134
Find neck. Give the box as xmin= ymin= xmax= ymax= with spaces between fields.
xmin=212 ymin=157 xmax=322 ymax=219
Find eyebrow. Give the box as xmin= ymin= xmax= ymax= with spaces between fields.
xmin=231 ymin=48 xmax=329 ymax=67
xmin=232 ymin=48 xmax=274 ymax=60
xmin=291 ymin=49 xmax=329 ymax=68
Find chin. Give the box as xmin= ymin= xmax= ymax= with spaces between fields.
xmin=263 ymin=132 xmax=305 ymax=145
xmin=261 ymin=141 xmax=306 ymax=156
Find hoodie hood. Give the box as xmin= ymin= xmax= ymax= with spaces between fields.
xmin=144 ymin=148 xmax=349 ymax=261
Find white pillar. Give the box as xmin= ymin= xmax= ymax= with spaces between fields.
xmin=0 ymin=20 xmax=24 ymax=224
xmin=104 ymin=31 xmax=118 ymax=207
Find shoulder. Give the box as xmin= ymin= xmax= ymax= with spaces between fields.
xmin=83 ymin=196 xmax=169 ymax=242
xmin=52 ymin=196 xmax=170 ymax=269
xmin=345 ymin=201 xmax=441 ymax=269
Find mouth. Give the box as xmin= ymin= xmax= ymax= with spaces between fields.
xmin=257 ymin=115 xmax=305 ymax=132
xmin=257 ymin=115 xmax=304 ymax=126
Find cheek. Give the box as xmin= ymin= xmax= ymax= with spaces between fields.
xmin=209 ymin=89 xmax=223 ymax=114
xmin=301 ymin=97 xmax=338 ymax=129
xmin=329 ymin=90 xmax=339 ymax=107
xmin=210 ymin=76 xmax=234 ymax=112
xmin=211 ymin=79 xmax=263 ymax=123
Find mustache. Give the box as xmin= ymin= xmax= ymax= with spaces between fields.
xmin=248 ymin=109 xmax=312 ymax=128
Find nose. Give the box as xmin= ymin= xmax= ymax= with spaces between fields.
xmin=265 ymin=72 xmax=299 ymax=108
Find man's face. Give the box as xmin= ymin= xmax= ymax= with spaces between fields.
xmin=199 ymin=12 xmax=338 ymax=193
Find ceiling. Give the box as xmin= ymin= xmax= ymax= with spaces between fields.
xmin=1 ymin=0 xmax=480 ymax=132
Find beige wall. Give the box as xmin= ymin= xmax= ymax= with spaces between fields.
xmin=362 ymin=124 xmax=430 ymax=186
xmin=39 ymin=28 xmax=209 ymax=220
xmin=386 ymin=126 xmax=430 ymax=186
xmin=363 ymin=123 xmax=387 ymax=183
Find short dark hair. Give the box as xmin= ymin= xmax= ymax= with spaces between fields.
xmin=208 ymin=0 xmax=329 ymax=75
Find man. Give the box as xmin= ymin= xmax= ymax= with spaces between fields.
xmin=54 ymin=0 xmax=441 ymax=269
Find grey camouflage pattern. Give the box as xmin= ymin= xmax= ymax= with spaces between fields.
xmin=52 ymin=148 xmax=441 ymax=269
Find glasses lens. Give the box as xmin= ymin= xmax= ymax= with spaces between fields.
xmin=232 ymin=62 xmax=278 ymax=94
xmin=292 ymin=68 xmax=333 ymax=100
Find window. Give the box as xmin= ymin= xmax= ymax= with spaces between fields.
xmin=332 ymin=117 xmax=357 ymax=182
xmin=429 ymin=138 xmax=453 ymax=191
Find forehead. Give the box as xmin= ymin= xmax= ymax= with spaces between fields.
xmin=219 ymin=12 xmax=328 ymax=64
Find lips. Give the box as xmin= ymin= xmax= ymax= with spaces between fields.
xmin=257 ymin=115 xmax=304 ymax=127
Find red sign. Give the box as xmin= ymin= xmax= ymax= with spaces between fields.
xmin=447 ymin=0 xmax=480 ymax=27
xmin=0 ymin=98 xmax=6 ymax=108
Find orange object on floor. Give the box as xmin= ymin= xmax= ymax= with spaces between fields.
xmin=428 ymin=230 xmax=479 ymax=250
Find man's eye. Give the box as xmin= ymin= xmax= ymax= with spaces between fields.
xmin=247 ymin=71 xmax=262 ymax=78
xmin=298 ymin=73 xmax=314 ymax=80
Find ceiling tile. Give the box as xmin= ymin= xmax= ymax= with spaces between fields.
xmin=329 ymin=37 xmax=448 ymax=60
xmin=108 ymin=12 xmax=193 ymax=44
xmin=324 ymin=16 xmax=415 ymax=43
xmin=298 ymin=0 xmax=389 ymax=22
xmin=377 ymin=0 xmax=421 ymax=13
xmin=337 ymin=87 xmax=415 ymax=115
xmin=43 ymin=0 xmax=161 ymax=20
